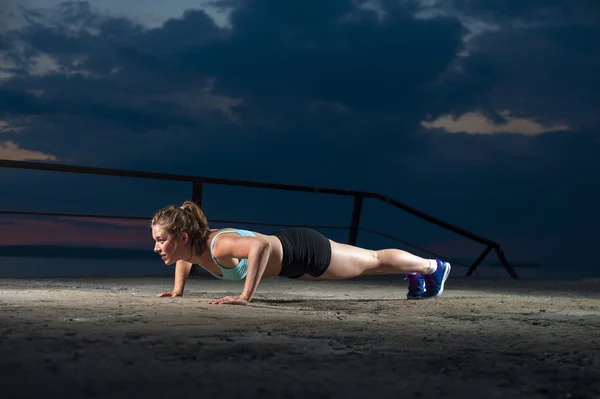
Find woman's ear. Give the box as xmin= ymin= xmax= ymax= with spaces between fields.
xmin=181 ymin=232 xmax=189 ymax=244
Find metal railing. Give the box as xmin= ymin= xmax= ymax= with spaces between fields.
xmin=0 ymin=159 xmax=518 ymax=277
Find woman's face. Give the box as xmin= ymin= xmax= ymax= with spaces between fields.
xmin=152 ymin=224 xmax=188 ymax=265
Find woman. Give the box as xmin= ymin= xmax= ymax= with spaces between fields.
xmin=151 ymin=201 xmax=451 ymax=305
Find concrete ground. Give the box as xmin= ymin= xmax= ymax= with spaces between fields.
xmin=1 ymin=275 xmax=599 ymax=399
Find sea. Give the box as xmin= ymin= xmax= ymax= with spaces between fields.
xmin=0 ymin=256 xmax=172 ymax=279
xmin=1 ymin=256 xmax=598 ymax=281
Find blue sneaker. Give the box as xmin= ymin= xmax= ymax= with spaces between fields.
xmin=421 ymin=260 xmax=451 ymax=298
xmin=405 ymin=273 xmax=425 ymax=299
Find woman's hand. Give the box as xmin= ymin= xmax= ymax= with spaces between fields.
xmin=208 ymin=295 xmax=249 ymax=305
xmin=156 ymin=291 xmax=183 ymax=297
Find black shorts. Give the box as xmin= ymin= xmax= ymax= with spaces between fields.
xmin=272 ymin=228 xmax=332 ymax=278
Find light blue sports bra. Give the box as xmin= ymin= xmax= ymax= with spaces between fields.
xmin=199 ymin=229 xmax=256 ymax=281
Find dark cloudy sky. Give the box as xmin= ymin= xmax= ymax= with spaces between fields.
xmin=1 ymin=0 xmax=599 ymax=275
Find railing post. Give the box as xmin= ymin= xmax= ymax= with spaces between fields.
xmin=466 ymin=245 xmax=519 ymax=278
xmin=192 ymin=181 xmax=203 ymax=207
xmin=466 ymin=245 xmax=493 ymax=276
xmin=348 ymin=195 xmax=363 ymax=246
xmin=189 ymin=181 xmax=204 ymax=276
xmin=495 ymin=246 xmax=519 ymax=278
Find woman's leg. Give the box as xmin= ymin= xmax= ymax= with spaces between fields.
xmin=318 ymin=240 xmax=433 ymax=280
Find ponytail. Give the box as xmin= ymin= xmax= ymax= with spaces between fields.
xmin=151 ymin=200 xmax=211 ymax=256
xmin=180 ymin=200 xmax=211 ymax=254
xmin=180 ymin=201 xmax=208 ymax=232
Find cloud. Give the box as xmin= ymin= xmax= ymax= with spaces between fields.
xmin=0 ymin=1 xmax=593 ymax=169
xmin=448 ymin=0 xmax=600 ymax=26
xmin=0 ymin=0 xmax=478 ymax=167
xmin=191 ymin=0 xmax=466 ymax=116
xmin=0 ymin=140 xmax=58 ymax=161
xmin=420 ymin=110 xmax=569 ymax=135
xmin=413 ymin=9 xmax=600 ymax=142
xmin=0 ymin=119 xmax=25 ymax=132
xmin=27 ymin=52 xmax=62 ymax=76
xmin=0 ymin=87 xmax=202 ymax=131
xmin=0 ymin=4 xmax=220 ymax=137
xmin=1 ymin=1 xmax=595 ymax=168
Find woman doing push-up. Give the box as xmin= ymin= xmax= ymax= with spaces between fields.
xmin=151 ymin=201 xmax=451 ymax=305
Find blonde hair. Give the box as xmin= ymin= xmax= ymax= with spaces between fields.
xmin=151 ymin=200 xmax=210 ymax=256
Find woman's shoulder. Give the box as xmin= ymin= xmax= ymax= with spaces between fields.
xmin=209 ymin=228 xmax=258 ymax=238
xmin=208 ymin=228 xmax=265 ymax=258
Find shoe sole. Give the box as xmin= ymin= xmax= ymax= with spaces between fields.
xmin=423 ymin=262 xmax=452 ymax=298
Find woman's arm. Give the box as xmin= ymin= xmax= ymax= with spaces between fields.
xmin=208 ymin=236 xmax=271 ymax=305
xmin=241 ymin=239 xmax=272 ymax=302
xmin=157 ymin=259 xmax=193 ymax=297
